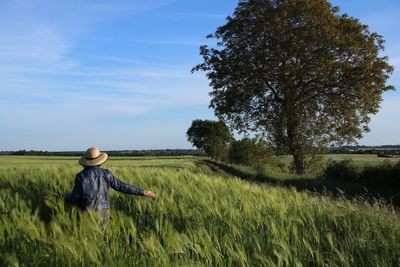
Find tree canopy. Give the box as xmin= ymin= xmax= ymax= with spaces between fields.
xmin=193 ymin=0 xmax=394 ymax=173
xmin=186 ymin=119 xmax=234 ymax=160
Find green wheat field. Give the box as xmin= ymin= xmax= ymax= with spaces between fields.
xmin=1 ymin=155 xmax=400 ymax=266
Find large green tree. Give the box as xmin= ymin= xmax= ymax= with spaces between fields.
xmin=193 ymin=0 xmax=394 ymax=174
xmin=186 ymin=119 xmax=234 ymax=160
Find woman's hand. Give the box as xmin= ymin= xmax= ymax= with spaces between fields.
xmin=144 ymin=190 xmax=156 ymax=200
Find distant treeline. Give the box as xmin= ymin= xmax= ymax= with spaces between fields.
xmin=329 ymin=146 xmax=400 ymax=155
xmin=0 ymin=149 xmax=206 ymax=157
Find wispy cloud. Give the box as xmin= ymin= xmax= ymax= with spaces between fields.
xmin=0 ymin=0 xmax=209 ymax=114
xmin=0 ymin=0 xmax=213 ymax=150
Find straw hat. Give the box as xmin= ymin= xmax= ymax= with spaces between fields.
xmin=79 ymin=147 xmax=108 ymax=167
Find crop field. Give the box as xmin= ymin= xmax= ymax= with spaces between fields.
xmin=1 ymin=155 xmax=400 ymax=266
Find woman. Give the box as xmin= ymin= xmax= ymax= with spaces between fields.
xmin=65 ymin=147 xmax=156 ymax=221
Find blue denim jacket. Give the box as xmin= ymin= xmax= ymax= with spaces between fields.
xmin=65 ymin=166 xmax=144 ymax=211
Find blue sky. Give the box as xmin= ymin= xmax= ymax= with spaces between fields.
xmin=0 ymin=0 xmax=399 ymax=151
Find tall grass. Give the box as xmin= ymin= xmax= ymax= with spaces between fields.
xmin=1 ymin=156 xmax=400 ymax=266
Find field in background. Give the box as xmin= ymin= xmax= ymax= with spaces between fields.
xmin=1 ymin=155 xmax=400 ymax=266
xmin=2 ymin=153 xmax=394 ymax=169
xmin=278 ymin=153 xmax=400 ymax=169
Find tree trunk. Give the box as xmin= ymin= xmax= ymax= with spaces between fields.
xmin=292 ymin=149 xmax=305 ymax=175
xmin=286 ymin=111 xmax=305 ymax=174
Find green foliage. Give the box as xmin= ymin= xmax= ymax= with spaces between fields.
xmin=323 ymin=159 xmax=363 ymax=181
xmin=324 ymin=159 xmax=400 ymax=186
xmin=193 ymin=0 xmax=394 ymax=174
xmin=186 ymin=119 xmax=233 ymax=161
xmin=229 ymin=137 xmax=276 ymax=167
xmin=291 ymin=153 xmax=326 ymax=175
xmin=206 ymin=155 xmax=400 ymax=206
xmin=1 ymin=156 xmax=400 ymax=266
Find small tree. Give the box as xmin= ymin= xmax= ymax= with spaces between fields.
xmin=229 ymin=137 xmax=276 ymax=167
xmin=193 ymin=0 xmax=394 ymax=174
xmin=186 ymin=119 xmax=234 ymax=161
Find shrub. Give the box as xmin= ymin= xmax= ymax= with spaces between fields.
xmin=323 ymin=159 xmax=400 ymax=187
xmin=291 ymin=153 xmax=327 ymax=175
xmin=323 ymin=159 xmax=362 ymax=181
xmin=208 ymin=144 xmax=229 ymax=162
xmin=228 ymin=137 xmax=276 ymax=167
xmin=362 ymin=160 xmax=400 ymax=186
